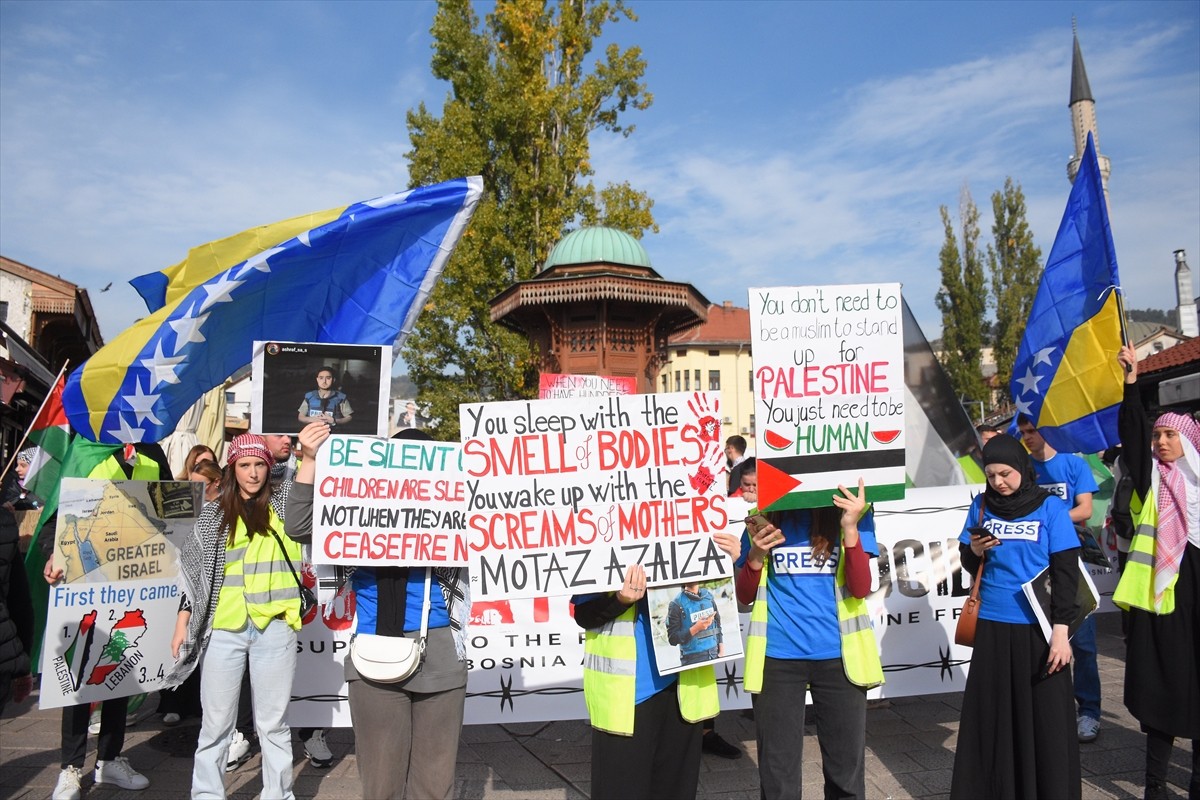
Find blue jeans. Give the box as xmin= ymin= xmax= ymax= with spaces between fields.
xmin=193 ymin=620 xmax=297 ymax=799
xmin=1072 ymin=615 xmax=1100 ymax=720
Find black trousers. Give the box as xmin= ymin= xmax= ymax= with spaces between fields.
xmin=61 ymin=697 xmax=128 ymax=768
xmin=591 ymin=683 xmax=703 ymax=800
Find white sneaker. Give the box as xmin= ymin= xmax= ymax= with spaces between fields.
xmin=52 ymin=766 xmax=84 ymax=800
xmin=1077 ymin=714 xmax=1101 ymax=743
xmin=162 ymin=712 xmax=182 ymax=726
xmin=94 ymin=757 xmax=149 ymax=790
xmin=226 ymin=730 xmax=252 ymax=772
xmin=302 ymin=728 xmax=333 ymax=768
xmin=87 ymin=707 xmax=101 ymax=736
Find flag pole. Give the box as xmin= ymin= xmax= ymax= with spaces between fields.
xmin=0 ymin=360 xmax=70 ymax=481
xmin=1113 ymin=286 xmax=1132 ymax=373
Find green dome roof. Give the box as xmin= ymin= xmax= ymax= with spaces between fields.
xmin=542 ymin=227 xmax=651 ymax=271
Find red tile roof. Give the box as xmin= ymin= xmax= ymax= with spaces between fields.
xmin=668 ymin=303 xmax=750 ymax=345
xmin=1140 ymin=336 xmax=1200 ymax=375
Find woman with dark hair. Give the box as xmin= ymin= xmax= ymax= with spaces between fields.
xmin=285 ymin=425 xmax=471 ymax=799
xmin=712 ymin=479 xmax=880 ymax=799
xmin=178 ymin=444 xmax=217 ymax=481
xmin=167 ymin=433 xmax=304 ymax=800
xmin=1112 ymin=345 xmax=1199 ymax=799
xmin=950 ymin=434 xmax=1081 ymax=800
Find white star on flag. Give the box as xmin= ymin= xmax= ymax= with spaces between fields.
xmin=198 ymin=271 xmax=244 ymax=314
xmin=1014 ymin=396 xmax=1035 ymax=417
xmin=1016 ymin=367 xmax=1044 ymax=397
xmin=241 ymin=246 xmax=284 ymax=274
xmin=123 ymin=378 xmax=163 ymax=426
xmin=168 ymin=305 xmax=209 ymax=347
xmin=141 ymin=341 xmax=186 ymax=389
xmin=1033 ymin=347 xmax=1056 ymax=366
xmin=106 ymin=414 xmax=146 ymax=444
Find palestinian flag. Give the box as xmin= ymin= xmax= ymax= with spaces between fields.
xmin=22 ymin=367 xmax=71 ymax=500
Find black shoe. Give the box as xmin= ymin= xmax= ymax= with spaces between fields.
xmin=702 ymin=730 xmax=743 ymax=759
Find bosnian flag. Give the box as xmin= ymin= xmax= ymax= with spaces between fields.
xmin=22 ymin=366 xmax=71 ymax=500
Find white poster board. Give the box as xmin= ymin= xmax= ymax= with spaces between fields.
xmin=749 ymin=283 xmax=906 ymax=511
xmin=459 ymin=392 xmax=731 ymax=600
xmin=40 ymin=479 xmax=200 ymax=709
xmin=312 ymin=435 xmax=466 ymax=566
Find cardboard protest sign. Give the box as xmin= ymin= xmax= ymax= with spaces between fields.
xmin=312 ymin=435 xmax=467 ymax=566
xmin=538 ymin=373 xmax=637 ymax=399
xmin=40 ymin=479 xmax=200 ymax=709
xmin=460 ymin=392 xmax=730 ymax=600
xmin=749 ymin=283 xmax=906 ymax=510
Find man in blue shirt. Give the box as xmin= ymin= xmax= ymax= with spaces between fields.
xmin=1019 ymin=416 xmax=1102 ymax=743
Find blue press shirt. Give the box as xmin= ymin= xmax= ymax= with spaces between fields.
xmin=957 ymin=496 xmax=1078 ymax=624
xmin=736 ymin=509 xmax=878 ymax=661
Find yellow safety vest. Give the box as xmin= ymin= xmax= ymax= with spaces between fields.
xmin=744 ymin=546 xmax=883 ymax=693
xmin=1113 ymin=483 xmax=1177 ymax=614
xmin=86 ymin=453 xmax=161 ymax=481
xmin=582 ymin=603 xmax=719 ymax=736
xmin=213 ymin=509 xmax=303 ymax=631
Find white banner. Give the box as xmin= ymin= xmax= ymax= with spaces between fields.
xmin=312 ymin=436 xmax=466 ymax=566
xmin=286 ymin=485 xmax=1124 ymax=725
xmin=40 ymin=479 xmax=200 ymax=709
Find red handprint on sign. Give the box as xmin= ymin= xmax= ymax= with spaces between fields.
xmin=687 ymin=392 xmax=721 ymax=443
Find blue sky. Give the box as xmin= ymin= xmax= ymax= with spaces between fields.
xmin=2 ymin=0 xmax=1197 ymax=359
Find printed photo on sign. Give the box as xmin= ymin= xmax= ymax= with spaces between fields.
xmin=749 ymin=283 xmax=906 ymax=512
xmin=648 ymin=576 xmax=743 ymax=676
xmin=313 ymin=435 xmax=467 ymax=566
xmin=251 ymin=340 xmax=391 ymax=437
xmin=460 ymin=392 xmax=731 ymax=600
xmin=41 ymin=479 xmax=201 ymax=709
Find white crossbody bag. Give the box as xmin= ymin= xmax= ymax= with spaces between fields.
xmin=349 ymin=568 xmax=431 ymax=683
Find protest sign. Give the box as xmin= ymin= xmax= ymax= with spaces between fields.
xmin=40 ymin=479 xmax=200 ymax=709
xmin=460 ymin=392 xmax=730 ymax=600
xmin=538 ymin=373 xmax=637 ymax=399
xmin=749 ymin=283 xmax=906 ymax=511
xmin=251 ymin=340 xmax=391 ymax=437
xmin=312 ymin=435 xmax=466 ymax=566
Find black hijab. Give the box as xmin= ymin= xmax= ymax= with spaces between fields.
xmin=982 ymin=434 xmax=1053 ymax=520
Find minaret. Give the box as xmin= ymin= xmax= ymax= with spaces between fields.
xmin=1175 ymin=250 xmax=1199 ymax=337
xmin=1066 ymin=20 xmax=1112 ymax=209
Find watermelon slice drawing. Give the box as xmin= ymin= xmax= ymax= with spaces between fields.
xmin=871 ymin=430 xmax=901 ymax=445
xmin=763 ymin=429 xmax=793 ymax=450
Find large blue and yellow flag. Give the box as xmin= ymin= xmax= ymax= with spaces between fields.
xmin=64 ymin=177 xmax=482 ymax=443
xmin=1010 ymin=134 xmax=1123 ymax=454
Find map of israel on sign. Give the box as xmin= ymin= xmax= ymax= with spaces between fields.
xmin=40 ymin=479 xmax=200 ymax=709
xmin=749 ymin=283 xmax=907 ymax=511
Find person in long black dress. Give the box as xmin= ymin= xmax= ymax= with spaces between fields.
xmin=1112 ymin=345 xmax=1200 ymax=800
xmin=950 ymin=434 xmax=1081 ymax=800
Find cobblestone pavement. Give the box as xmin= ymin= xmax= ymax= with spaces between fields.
xmin=2 ymin=613 xmax=1194 ymax=799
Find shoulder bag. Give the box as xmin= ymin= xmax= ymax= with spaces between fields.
xmin=268 ymin=530 xmax=318 ymax=620
xmin=954 ymin=500 xmax=987 ymax=647
xmin=350 ymin=568 xmax=431 ymax=683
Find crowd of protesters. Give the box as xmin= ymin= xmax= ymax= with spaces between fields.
xmin=1 ymin=344 xmax=1196 ymax=800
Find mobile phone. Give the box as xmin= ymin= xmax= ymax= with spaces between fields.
xmin=968 ymin=526 xmax=1000 ymax=545
xmin=745 ymin=514 xmax=771 ymax=534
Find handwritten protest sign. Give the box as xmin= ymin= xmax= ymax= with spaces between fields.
xmin=312 ymin=435 xmax=467 ymax=566
xmin=749 ymin=283 xmax=906 ymax=510
xmin=41 ymin=479 xmax=200 ymax=709
xmin=460 ymin=392 xmax=730 ymax=600
xmin=538 ymin=373 xmax=637 ymax=399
